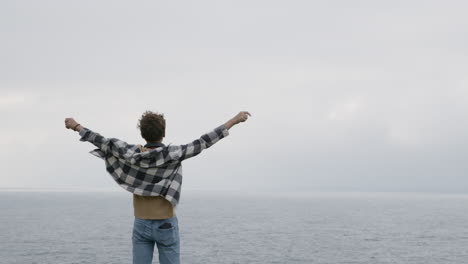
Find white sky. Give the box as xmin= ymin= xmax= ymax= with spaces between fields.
xmin=1 ymin=0 xmax=468 ymax=193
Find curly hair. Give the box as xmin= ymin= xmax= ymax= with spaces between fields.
xmin=137 ymin=111 xmax=166 ymax=142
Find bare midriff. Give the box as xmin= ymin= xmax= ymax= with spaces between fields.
xmin=133 ymin=195 xmax=174 ymax=220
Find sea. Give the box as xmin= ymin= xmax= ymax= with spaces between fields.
xmin=1 ymin=190 xmax=467 ymax=264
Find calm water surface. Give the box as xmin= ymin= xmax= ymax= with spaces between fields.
xmin=1 ymin=191 xmax=467 ymax=264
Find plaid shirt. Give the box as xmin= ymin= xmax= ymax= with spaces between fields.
xmin=79 ymin=124 xmax=229 ymax=207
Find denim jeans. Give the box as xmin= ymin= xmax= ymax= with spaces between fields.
xmin=132 ymin=216 xmax=180 ymax=264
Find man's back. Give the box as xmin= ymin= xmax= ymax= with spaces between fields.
xmin=133 ymin=195 xmax=174 ymax=219
xmin=133 ymin=144 xmax=175 ymax=220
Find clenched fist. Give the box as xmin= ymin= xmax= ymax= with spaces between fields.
xmin=232 ymin=111 xmax=251 ymax=125
xmin=224 ymin=111 xmax=251 ymax=130
xmin=64 ymin=117 xmax=82 ymax=131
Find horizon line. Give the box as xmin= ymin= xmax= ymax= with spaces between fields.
xmin=1 ymin=187 xmax=467 ymax=197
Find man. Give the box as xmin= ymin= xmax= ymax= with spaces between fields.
xmin=64 ymin=111 xmax=251 ymax=264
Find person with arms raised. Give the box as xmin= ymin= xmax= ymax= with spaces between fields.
xmin=64 ymin=111 xmax=251 ymax=264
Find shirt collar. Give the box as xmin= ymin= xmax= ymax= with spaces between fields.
xmin=144 ymin=142 xmax=165 ymax=148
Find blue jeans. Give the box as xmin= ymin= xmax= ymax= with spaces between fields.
xmin=132 ymin=216 xmax=180 ymax=264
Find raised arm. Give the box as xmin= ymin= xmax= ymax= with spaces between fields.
xmin=168 ymin=111 xmax=251 ymax=161
xmin=64 ymin=117 xmax=132 ymax=157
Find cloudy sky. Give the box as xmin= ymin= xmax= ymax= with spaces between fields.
xmin=1 ymin=0 xmax=467 ymax=193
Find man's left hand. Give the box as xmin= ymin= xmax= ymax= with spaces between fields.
xmin=65 ymin=117 xmax=80 ymax=131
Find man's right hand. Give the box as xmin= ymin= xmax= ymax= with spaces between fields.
xmin=224 ymin=111 xmax=251 ymax=129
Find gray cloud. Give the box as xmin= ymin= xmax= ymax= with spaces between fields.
xmin=1 ymin=0 xmax=467 ymax=192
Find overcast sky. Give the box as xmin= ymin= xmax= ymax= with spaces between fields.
xmin=1 ymin=0 xmax=468 ymax=193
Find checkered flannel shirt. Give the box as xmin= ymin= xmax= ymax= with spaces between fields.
xmin=79 ymin=124 xmax=229 ymax=207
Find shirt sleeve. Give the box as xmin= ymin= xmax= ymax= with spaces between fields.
xmin=79 ymin=127 xmax=132 ymax=157
xmin=167 ymin=124 xmax=229 ymax=162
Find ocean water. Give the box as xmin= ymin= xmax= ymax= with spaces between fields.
xmin=1 ymin=191 xmax=468 ymax=264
